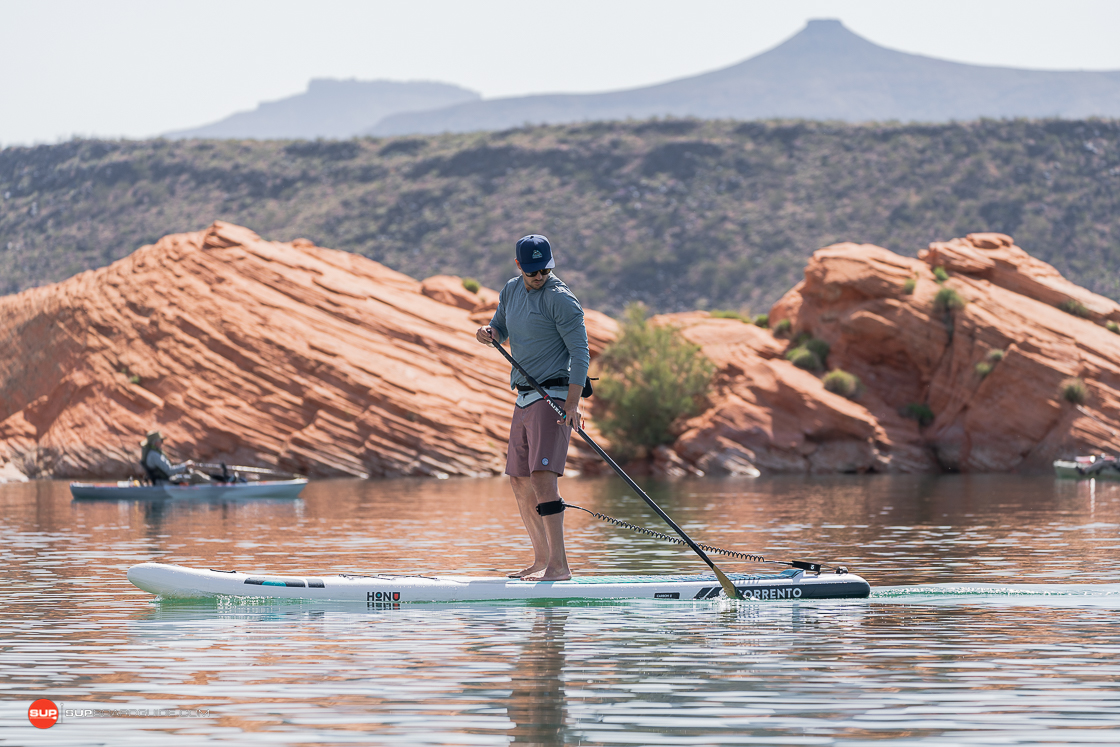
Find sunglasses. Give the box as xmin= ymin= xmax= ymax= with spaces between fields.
xmin=523 ymin=268 xmax=551 ymax=278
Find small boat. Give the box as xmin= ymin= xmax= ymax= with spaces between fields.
xmin=1054 ymin=455 xmax=1120 ymax=481
xmin=127 ymin=562 xmax=871 ymax=602
xmin=70 ymin=479 xmax=307 ymax=500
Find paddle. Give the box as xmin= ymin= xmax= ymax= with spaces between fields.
xmin=193 ymin=463 xmax=304 ymax=479
xmin=491 ymin=340 xmax=745 ymax=600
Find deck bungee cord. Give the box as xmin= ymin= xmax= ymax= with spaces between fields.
xmin=559 ymin=501 xmax=823 ymax=572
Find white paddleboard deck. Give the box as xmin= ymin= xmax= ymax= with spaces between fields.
xmin=128 ymin=562 xmax=871 ymax=603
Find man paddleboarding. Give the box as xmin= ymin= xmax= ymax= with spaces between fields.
xmin=476 ymin=235 xmax=590 ymax=581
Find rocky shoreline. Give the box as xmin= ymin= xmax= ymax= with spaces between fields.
xmin=661 ymin=232 xmax=1120 ymax=475
xmin=1 ymin=224 xmax=1117 ymax=481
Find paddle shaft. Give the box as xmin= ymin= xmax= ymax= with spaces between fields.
xmin=491 ymin=340 xmax=744 ymax=599
xmin=194 ymin=462 xmax=302 ymax=478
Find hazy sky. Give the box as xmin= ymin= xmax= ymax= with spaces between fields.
xmin=3 ymin=0 xmax=1120 ymax=146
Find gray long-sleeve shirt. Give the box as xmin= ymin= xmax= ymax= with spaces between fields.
xmin=145 ymin=450 xmax=187 ymax=483
xmin=489 ymin=274 xmax=590 ymax=407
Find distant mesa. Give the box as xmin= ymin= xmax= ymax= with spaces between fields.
xmin=166 ymin=20 xmax=1120 ymax=141
xmin=372 ymin=20 xmax=1120 ymax=135
xmin=166 ymin=79 xmax=480 ymax=140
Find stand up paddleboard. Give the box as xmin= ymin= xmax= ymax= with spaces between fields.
xmin=127 ymin=562 xmax=871 ymax=603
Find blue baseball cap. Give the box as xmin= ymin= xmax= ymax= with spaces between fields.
xmin=516 ymin=235 xmax=555 ymax=274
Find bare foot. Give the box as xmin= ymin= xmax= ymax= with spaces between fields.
xmin=523 ymin=567 xmax=572 ymax=582
xmin=510 ymin=563 xmax=545 ymax=579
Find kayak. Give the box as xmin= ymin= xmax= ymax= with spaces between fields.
xmin=127 ymin=562 xmax=871 ymax=602
xmin=70 ymin=479 xmax=307 ymax=500
xmin=1054 ymin=457 xmax=1120 ymax=480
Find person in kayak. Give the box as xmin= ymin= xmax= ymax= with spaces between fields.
xmin=476 ymin=234 xmax=590 ymax=582
xmin=140 ymin=431 xmax=210 ymax=485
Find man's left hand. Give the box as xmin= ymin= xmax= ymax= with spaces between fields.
xmin=560 ymin=399 xmax=582 ymax=431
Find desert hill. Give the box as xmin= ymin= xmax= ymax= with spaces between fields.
xmin=163 ymin=21 xmax=1120 ymax=140
xmin=167 ymin=79 xmax=480 ymax=140
xmin=372 ymin=20 xmax=1120 ymax=135
xmin=2 ymin=119 xmax=1119 ymax=316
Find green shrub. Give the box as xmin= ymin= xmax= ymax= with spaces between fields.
xmin=977 ymin=348 xmax=1005 ymax=378
xmin=709 ymin=309 xmax=749 ymax=323
xmin=773 ymin=318 xmax=792 ymax=337
xmin=461 ymin=277 xmax=480 ymax=293
xmin=933 ymin=287 xmax=966 ymax=313
xmin=901 ymin=403 xmax=935 ymax=427
xmin=804 ymin=337 xmax=830 ymax=361
xmin=753 ymin=313 xmax=769 ymax=327
xmin=786 ymin=346 xmax=823 ymax=371
xmin=1060 ymin=377 xmax=1087 ymax=405
xmin=785 ymin=335 xmax=829 ymax=371
xmin=822 ymin=369 xmax=862 ymax=399
xmin=902 ymin=277 xmax=916 ymax=294
xmin=596 ymin=303 xmax=715 ymax=457
xmin=1107 ymin=321 xmax=1120 ymax=334
xmin=1059 ymin=299 xmax=1090 ymax=318
xmin=932 ymin=266 xmax=949 ymax=283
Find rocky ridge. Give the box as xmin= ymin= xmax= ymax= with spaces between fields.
xmin=2 ymin=224 xmax=1116 ymax=481
xmin=0 ymin=222 xmax=617 ymax=479
xmin=663 ymin=233 xmax=1120 ymax=474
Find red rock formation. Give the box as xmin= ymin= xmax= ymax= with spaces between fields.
xmin=666 ymin=312 xmax=933 ymax=474
xmin=0 ymin=223 xmax=616 ymax=480
xmin=671 ymin=235 xmax=1120 ymax=473
xmin=420 ymin=275 xmax=500 ymax=311
xmin=7 ymin=222 xmax=1107 ymax=480
xmin=920 ymin=233 xmax=1120 ymax=323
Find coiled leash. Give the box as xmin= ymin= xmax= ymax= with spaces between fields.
xmin=536 ymin=500 xmax=821 ymax=572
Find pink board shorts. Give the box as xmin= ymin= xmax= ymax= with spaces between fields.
xmin=505 ymin=398 xmax=573 ymax=477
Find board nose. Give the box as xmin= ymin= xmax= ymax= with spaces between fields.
xmin=127 ymin=562 xmax=174 ymax=595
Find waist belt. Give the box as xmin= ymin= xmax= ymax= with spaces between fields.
xmin=516 ymin=376 xmax=596 ymax=398
xmin=516 ymin=377 xmax=570 ymax=392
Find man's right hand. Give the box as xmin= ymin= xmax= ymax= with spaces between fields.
xmin=475 ymin=326 xmax=494 ymax=345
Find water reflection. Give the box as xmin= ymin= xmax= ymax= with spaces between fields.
xmin=508 ymin=608 xmax=567 ymax=745
xmin=3 ymin=474 xmax=1120 ymax=745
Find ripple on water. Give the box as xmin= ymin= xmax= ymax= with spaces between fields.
xmin=1 ymin=474 xmax=1120 ymax=745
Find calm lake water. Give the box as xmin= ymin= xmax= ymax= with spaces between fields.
xmin=2 ymin=474 xmax=1119 ymax=745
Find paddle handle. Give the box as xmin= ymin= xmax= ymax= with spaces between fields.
xmin=491 ymin=341 xmax=743 ymax=599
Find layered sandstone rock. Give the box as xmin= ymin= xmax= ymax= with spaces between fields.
xmin=0 ymin=222 xmax=616 ymax=480
xmin=920 ymin=233 xmax=1120 ymax=323
xmin=665 ymin=312 xmax=933 ymax=475
xmin=4 ymin=222 xmax=1110 ymax=480
xmin=669 ymin=235 xmax=1120 ymax=473
xmin=420 ymin=275 xmax=500 ymax=311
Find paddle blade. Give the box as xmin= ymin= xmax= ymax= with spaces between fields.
xmin=713 ymin=566 xmax=743 ymax=600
